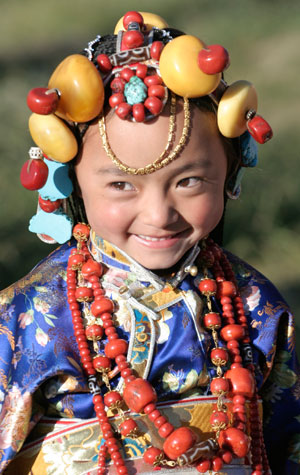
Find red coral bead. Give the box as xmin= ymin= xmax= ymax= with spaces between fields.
xmin=154 ymin=416 xmax=167 ymax=428
xmin=143 ymin=446 xmax=163 ymax=466
xmin=27 ymin=87 xmax=59 ymax=115
xmin=73 ymin=223 xmax=90 ymax=241
xmin=93 ymin=355 xmax=111 ymax=372
xmin=225 ymin=367 xmax=255 ymax=398
xmin=163 ymin=427 xmax=197 ymax=460
xmin=158 ymin=422 xmax=174 ymax=438
xmin=20 ymin=159 xmax=49 ymax=191
xmin=198 ymin=44 xmax=230 ymax=74
xmin=96 ymin=54 xmax=112 ymax=73
xmin=212 ymin=456 xmax=223 ymax=471
xmin=123 ymin=11 xmax=144 ymax=30
xmin=210 ymin=410 xmax=229 ymax=430
xmin=210 ymin=377 xmax=229 ymax=395
xmin=203 ymin=312 xmax=221 ymax=329
xmin=85 ymin=324 xmax=103 ymax=341
xmin=81 ymin=259 xmax=102 ymax=279
xmin=109 ymin=93 xmax=125 ymax=108
xmin=136 ymin=63 xmax=148 ymax=79
xmin=132 ymin=103 xmax=145 ymax=122
xmin=105 ymin=339 xmax=128 ymax=359
xmin=104 ymin=390 xmax=123 ymax=408
xmin=38 ymin=196 xmax=62 ymax=212
xmin=220 ymin=324 xmax=245 ymax=341
xmin=150 ymin=41 xmax=164 ymax=61
xmin=143 ymin=403 xmax=156 ymax=415
xmin=220 ymin=449 xmax=233 ymax=464
xmin=211 ymin=347 xmax=229 ymax=366
xmin=91 ymin=298 xmax=114 ymax=317
xmin=144 ymin=75 xmax=163 ymax=87
xmin=196 ymin=459 xmax=211 ymax=473
xmin=116 ymin=102 xmax=132 ymax=120
xmin=119 ymin=418 xmax=138 ymax=436
xmin=217 ymin=280 xmax=237 ymax=298
xmin=123 ymin=378 xmax=157 ymax=413
xmin=198 ymin=278 xmax=217 ymax=296
xmin=122 ymin=30 xmax=144 ymax=50
xmin=120 ymin=68 xmax=135 ymax=82
xmin=247 ymin=115 xmax=273 ymax=144
xmin=148 ymin=84 xmax=165 ymax=99
xmin=144 ymin=96 xmax=163 ymax=116
xmin=148 ymin=409 xmax=161 ymax=422
xmin=218 ymin=427 xmax=250 ymax=458
xmin=111 ymin=77 xmax=126 ymax=93
xmin=75 ymin=287 xmax=93 ymax=302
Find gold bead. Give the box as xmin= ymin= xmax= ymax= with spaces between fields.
xmin=188 ymin=265 xmax=198 ymax=277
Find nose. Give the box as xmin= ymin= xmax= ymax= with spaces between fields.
xmin=139 ymin=189 xmax=179 ymax=229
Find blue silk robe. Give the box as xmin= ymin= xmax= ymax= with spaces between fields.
xmin=0 ymin=236 xmax=299 ymax=474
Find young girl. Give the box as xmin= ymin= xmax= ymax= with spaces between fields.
xmin=0 ymin=11 xmax=299 ymax=475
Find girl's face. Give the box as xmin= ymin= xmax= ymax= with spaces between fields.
xmin=75 ymin=104 xmax=227 ymax=270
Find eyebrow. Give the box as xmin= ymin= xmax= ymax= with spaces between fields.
xmin=96 ymin=159 xmax=212 ymax=177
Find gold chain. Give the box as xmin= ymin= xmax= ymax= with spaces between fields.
xmin=98 ymin=95 xmax=190 ymax=175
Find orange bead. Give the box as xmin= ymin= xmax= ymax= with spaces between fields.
xmin=225 ymin=367 xmax=255 ymax=398
xmin=218 ymin=427 xmax=250 ymax=458
xmin=163 ymin=427 xmax=197 ymax=460
xmin=220 ymin=324 xmax=245 ymax=341
xmin=123 ymin=378 xmax=157 ymax=413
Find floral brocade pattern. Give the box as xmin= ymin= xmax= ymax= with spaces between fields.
xmin=0 ymin=239 xmax=299 ymax=474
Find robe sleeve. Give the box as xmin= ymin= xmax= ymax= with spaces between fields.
xmin=232 ymin=252 xmax=300 ymax=475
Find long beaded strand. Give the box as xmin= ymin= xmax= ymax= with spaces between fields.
xmin=67 ymin=224 xmax=270 ymax=474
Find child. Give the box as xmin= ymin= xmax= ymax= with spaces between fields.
xmin=0 ymin=11 xmax=299 ymax=475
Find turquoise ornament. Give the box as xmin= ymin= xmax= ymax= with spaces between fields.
xmin=38 ymin=158 xmax=73 ymax=200
xmin=124 ymin=76 xmax=148 ymax=106
xmin=29 ymin=209 xmax=73 ymax=244
xmin=240 ymin=131 xmax=258 ymax=167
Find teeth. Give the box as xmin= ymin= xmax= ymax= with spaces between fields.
xmin=138 ymin=234 xmax=173 ymax=242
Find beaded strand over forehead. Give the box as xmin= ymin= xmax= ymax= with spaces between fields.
xmin=98 ymin=95 xmax=191 ymax=175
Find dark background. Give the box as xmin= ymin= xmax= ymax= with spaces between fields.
xmin=1 ymin=0 xmax=299 ymax=352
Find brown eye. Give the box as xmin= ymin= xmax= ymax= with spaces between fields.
xmin=177 ymin=177 xmax=201 ymax=188
xmin=110 ymin=181 xmax=134 ymax=191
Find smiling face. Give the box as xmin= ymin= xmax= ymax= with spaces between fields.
xmin=75 ymin=103 xmax=228 ymax=270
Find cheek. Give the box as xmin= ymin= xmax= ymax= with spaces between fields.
xmin=84 ymin=195 xmax=132 ymax=233
xmin=190 ymin=193 xmax=224 ymax=231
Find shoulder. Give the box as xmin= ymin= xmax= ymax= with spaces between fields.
xmin=0 ymin=240 xmax=76 ymax=340
xmin=223 ymin=249 xmax=295 ymax=369
xmin=1 ymin=240 xmax=75 ymax=302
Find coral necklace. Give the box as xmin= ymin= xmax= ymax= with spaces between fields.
xmin=67 ymin=223 xmax=270 ymax=475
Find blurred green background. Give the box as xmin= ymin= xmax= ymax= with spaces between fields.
xmin=0 ymin=0 xmax=299 ymax=352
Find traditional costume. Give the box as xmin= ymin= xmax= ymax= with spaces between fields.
xmin=1 ymin=10 xmax=299 ymax=475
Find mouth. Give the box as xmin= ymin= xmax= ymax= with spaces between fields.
xmin=132 ymin=230 xmax=189 ymax=249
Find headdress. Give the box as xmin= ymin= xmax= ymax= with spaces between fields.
xmin=21 ymin=11 xmax=272 ymax=243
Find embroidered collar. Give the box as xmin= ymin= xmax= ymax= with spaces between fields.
xmin=89 ymin=229 xmax=200 ymax=290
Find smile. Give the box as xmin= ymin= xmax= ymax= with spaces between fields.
xmin=132 ymin=231 xmax=189 ymax=249
xmin=137 ymin=234 xmax=177 ymax=241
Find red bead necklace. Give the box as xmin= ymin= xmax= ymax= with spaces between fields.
xmin=67 ymin=224 xmax=270 ymax=474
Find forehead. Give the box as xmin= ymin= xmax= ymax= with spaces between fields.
xmin=80 ymin=102 xmax=225 ymax=172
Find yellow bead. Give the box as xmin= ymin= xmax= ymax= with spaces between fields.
xmin=159 ymin=35 xmax=221 ymax=98
xmin=114 ymin=12 xmax=168 ymax=33
xmin=29 ymin=113 xmax=78 ymax=163
xmin=217 ymin=80 xmax=258 ymax=138
xmin=48 ymin=54 xmax=104 ymax=123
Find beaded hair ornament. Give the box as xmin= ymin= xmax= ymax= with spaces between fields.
xmin=21 ymin=11 xmax=272 ymax=244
